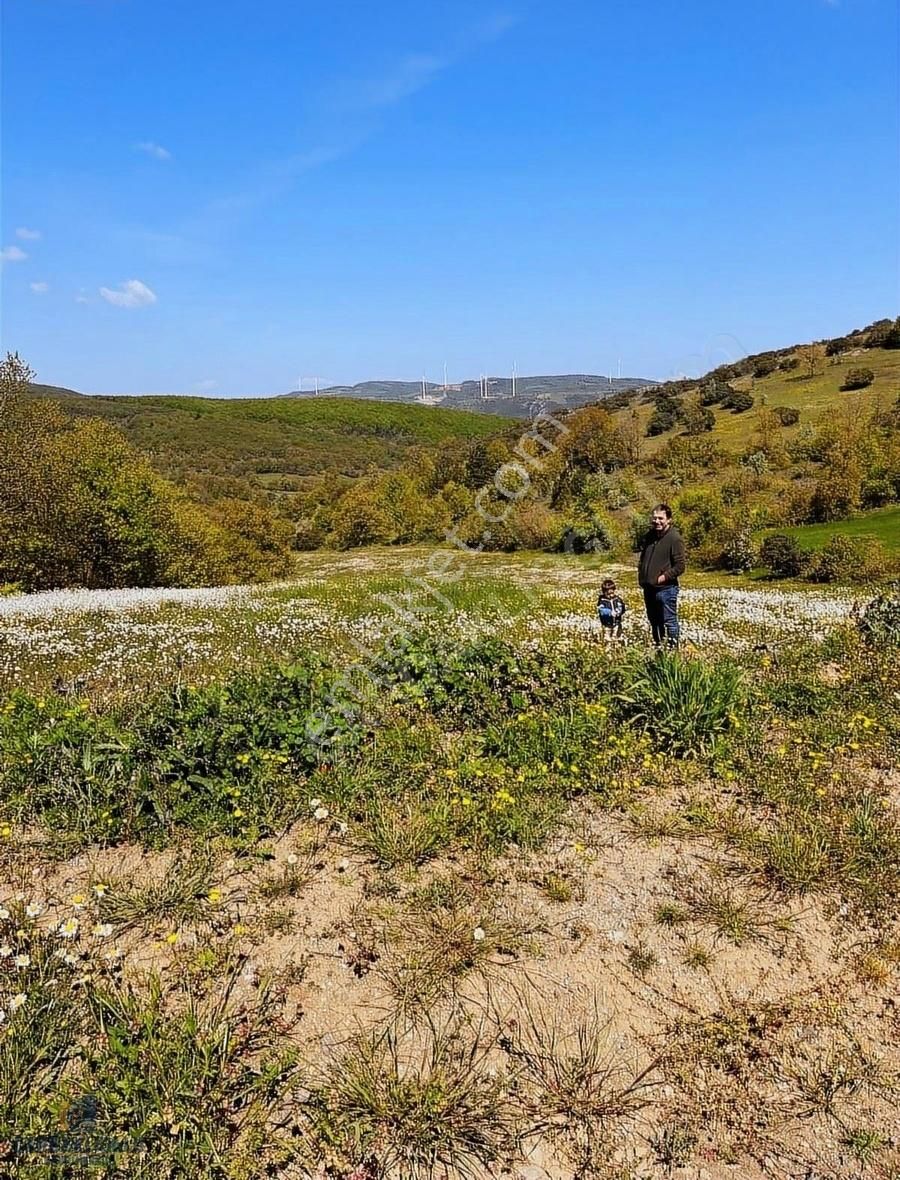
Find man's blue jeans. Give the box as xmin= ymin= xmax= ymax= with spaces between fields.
xmin=643 ymin=584 xmax=680 ymax=647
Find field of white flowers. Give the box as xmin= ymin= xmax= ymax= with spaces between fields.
xmin=0 ymin=547 xmax=865 ymax=697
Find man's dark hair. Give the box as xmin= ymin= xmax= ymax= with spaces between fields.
xmin=652 ymin=503 xmax=673 ymax=519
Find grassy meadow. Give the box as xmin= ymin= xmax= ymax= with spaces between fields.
xmin=781 ymin=505 xmax=900 ymax=553
xmin=1 ymin=548 xmax=899 ymax=1178
xmin=618 ymin=346 xmax=900 ymax=455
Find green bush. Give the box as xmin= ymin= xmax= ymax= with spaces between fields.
xmin=722 ymin=389 xmax=754 ymax=413
xmin=807 ymin=535 xmax=890 ymax=584
xmin=773 ymin=406 xmax=800 ymax=426
xmin=0 ymin=660 xmax=367 ymax=845
xmin=760 ymin=533 xmax=805 ymax=578
xmin=557 ymin=519 xmax=613 ymax=554
xmin=840 ymin=368 xmax=875 ymax=391
xmin=857 ymin=585 xmax=900 ymax=647
xmin=719 ymin=529 xmax=757 ymax=573
xmin=616 ymin=653 xmax=746 ymax=757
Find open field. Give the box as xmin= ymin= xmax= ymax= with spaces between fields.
xmin=1 ymin=550 xmax=898 ymax=1178
xmin=781 ymin=506 xmax=900 ymax=554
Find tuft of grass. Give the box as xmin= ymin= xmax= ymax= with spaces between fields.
xmin=682 ymin=942 xmax=715 ymax=970
xmin=380 ymin=893 xmax=531 ymax=1015
xmin=503 ymin=998 xmax=659 ymax=1171
xmin=842 ymin=1128 xmax=885 ymax=1165
xmin=355 ymin=795 xmax=449 ymax=868
xmin=617 ymin=652 xmax=746 ymax=758
xmin=654 ymin=901 xmax=690 ymax=929
xmin=96 ymin=848 xmax=217 ymax=933
xmin=539 ymin=870 xmax=576 ymax=904
xmin=685 ymin=877 xmax=793 ymax=947
xmin=306 ymin=1018 xmax=517 ymax=1178
xmin=626 ymin=945 xmax=659 ymax=977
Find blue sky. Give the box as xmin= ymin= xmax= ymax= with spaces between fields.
xmin=1 ymin=0 xmax=897 ymax=394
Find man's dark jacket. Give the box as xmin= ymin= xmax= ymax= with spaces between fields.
xmin=638 ymin=525 xmax=686 ymax=588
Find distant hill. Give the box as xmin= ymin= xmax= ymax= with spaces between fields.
xmin=279 ymin=374 xmax=657 ymax=417
xmin=35 ymin=390 xmax=513 ymax=496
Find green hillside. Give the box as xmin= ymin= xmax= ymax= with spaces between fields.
xmin=781 ymin=505 xmax=900 ymax=553
xmin=45 ymin=391 xmax=512 ymax=492
xmin=615 ymin=347 xmax=900 ymax=453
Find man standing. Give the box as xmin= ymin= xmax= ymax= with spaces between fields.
xmin=638 ymin=504 xmax=686 ymax=648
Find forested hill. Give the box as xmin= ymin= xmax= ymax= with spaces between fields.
xmin=35 ymin=389 xmax=513 ymax=493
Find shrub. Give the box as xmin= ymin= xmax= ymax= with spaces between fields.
xmin=647 ymin=404 xmax=678 ymax=436
xmin=807 ymin=535 xmax=890 ymax=584
xmin=753 ymin=358 xmax=777 ymax=379
xmin=700 ymin=381 xmax=729 ymax=406
xmin=841 ymin=368 xmax=875 ymax=392
xmin=557 ymin=519 xmax=613 ymax=555
xmin=857 ymin=584 xmax=900 ymax=647
xmin=722 ymin=389 xmax=754 ymax=413
xmin=780 ymin=356 xmax=800 ymax=371
xmin=616 ymin=654 xmax=746 ymax=757
xmin=720 ymin=529 xmax=757 ymax=573
xmin=773 ymin=406 xmax=800 ymax=426
xmin=760 ymin=533 xmax=805 ymax=578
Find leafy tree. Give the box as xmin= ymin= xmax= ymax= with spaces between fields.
xmin=0 ymin=351 xmax=294 ymax=589
xmin=560 ymin=406 xmax=626 ymax=472
xmin=752 ymin=357 xmax=778 ymax=378
xmin=646 ymin=394 xmax=680 ymax=436
xmin=327 ymin=482 xmax=395 ymax=549
xmin=797 ymin=343 xmax=826 ymax=379
xmin=681 ymin=395 xmax=715 ymax=435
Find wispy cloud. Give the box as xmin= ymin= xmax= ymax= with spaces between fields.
xmin=136 ymin=141 xmax=172 ymax=161
xmin=195 ymin=379 xmax=218 ymax=392
xmin=99 ymin=278 xmax=158 ymax=308
xmin=16 ymin=227 xmax=41 ymax=241
xmin=329 ymin=52 xmax=447 ymax=112
xmin=1 ymin=246 xmax=28 ymax=263
xmin=133 ymin=11 xmax=518 ymax=257
xmin=75 ymin=290 xmax=91 ymax=304
xmin=30 ymin=281 xmax=49 ymax=294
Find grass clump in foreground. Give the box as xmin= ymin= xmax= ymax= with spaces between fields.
xmin=305 ymin=1017 xmax=518 ymax=1179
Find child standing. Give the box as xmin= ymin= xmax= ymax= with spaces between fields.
xmin=596 ymin=578 xmax=627 ymax=643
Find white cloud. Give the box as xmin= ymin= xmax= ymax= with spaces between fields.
xmin=99 ymin=278 xmax=158 ymax=308
xmin=75 ymin=290 xmax=91 ymax=304
xmin=30 ymin=281 xmax=49 ymax=294
xmin=136 ymin=141 xmax=172 ymax=161
xmin=1 ymin=246 xmax=28 ymax=263
xmin=16 ymin=227 xmax=41 ymax=241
